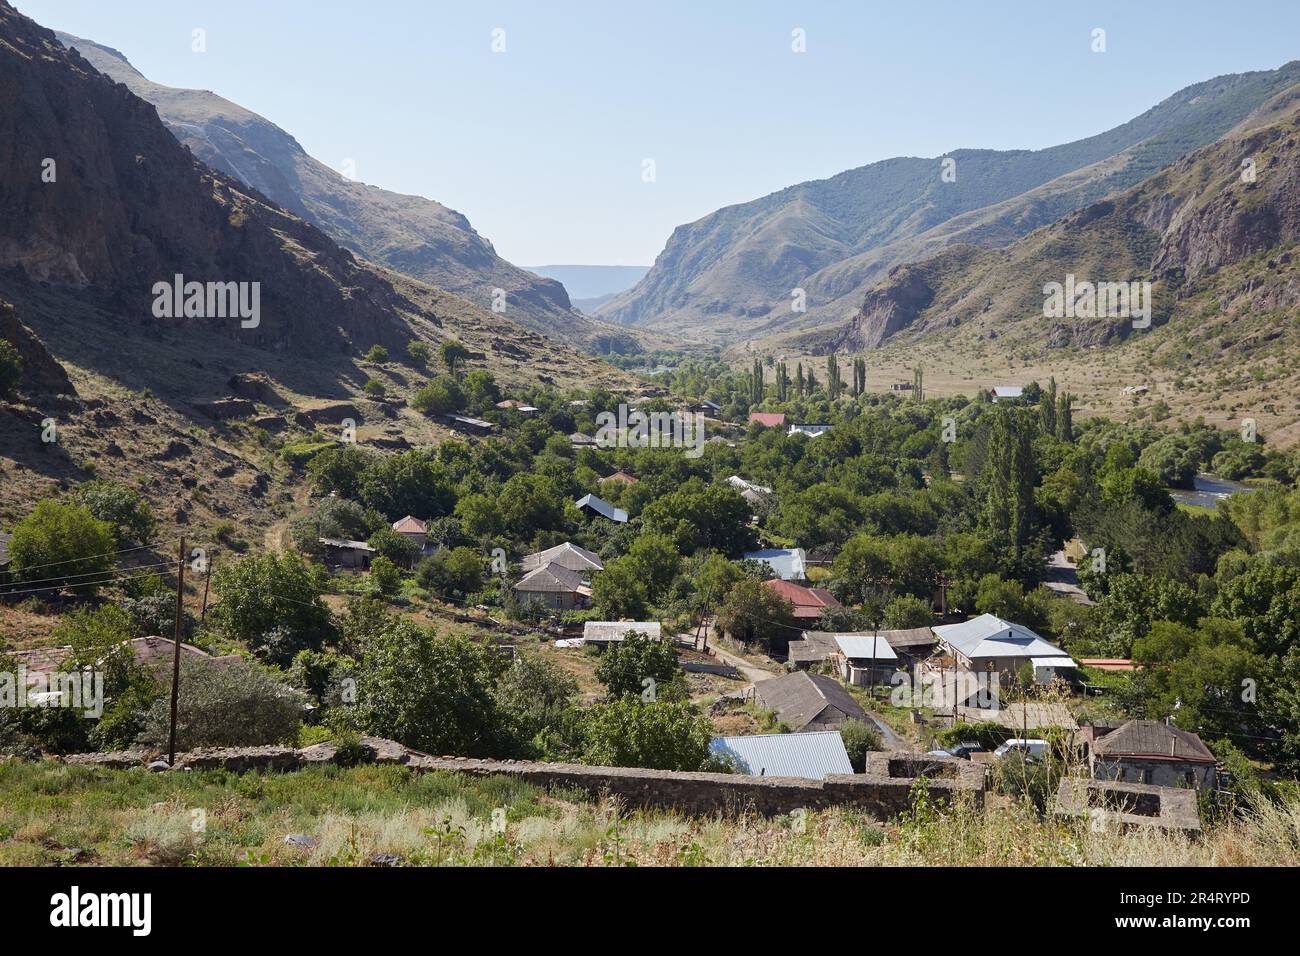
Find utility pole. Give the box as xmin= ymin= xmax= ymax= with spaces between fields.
xmin=200 ymin=549 xmax=215 ymax=625
xmin=167 ymin=537 xmax=186 ymax=766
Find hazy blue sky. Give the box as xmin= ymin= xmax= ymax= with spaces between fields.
xmin=14 ymin=1 xmax=1300 ymax=266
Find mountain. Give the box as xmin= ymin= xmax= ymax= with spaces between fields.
xmin=774 ymin=81 xmax=1300 ymax=446
xmin=525 ymin=265 xmax=651 ymax=311
xmin=598 ymin=61 xmax=1300 ymax=343
xmin=0 ymin=2 xmax=634 ymax=527
xmin=54 ymin=31 xmax=644 ymax=356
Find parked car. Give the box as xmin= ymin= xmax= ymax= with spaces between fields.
xmin=926 ymin=742 xmax=985 ymax=760
xmin=994 ymin=738 xmax=1051 ymax=760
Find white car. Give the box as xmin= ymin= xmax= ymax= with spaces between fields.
xmin=994 ymin=738 xmax=1051 ymax=759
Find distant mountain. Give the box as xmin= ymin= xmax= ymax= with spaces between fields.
xmin=599 ymin=61 xmax=1300 ymax=343
xmin=526 ymin=265 xmax=651 ymax=304
xmin=774 ymin=81 xmax=1300 ymax=445
xmin=55 ymin=31 xmax=644 ymax=356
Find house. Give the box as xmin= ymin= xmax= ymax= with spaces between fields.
xmin=602 ymin=470 xmax=639 ymax=485
xmin=743 ymin=548 xmax=806 ymax=581
xmin=391 ymin=515 xmax=428 ymax=551
xmin=442 ymin=413 xmax=496 ymax=435
xmin=727 ymin=475 xmax=773 ymax=497
xmin=1084 ymin=719 xmax=1218 ymax=790
xmin=318 ymin=537 xmax=376 ymax=569
xmin=574 ymin=493 xmax=628 ymax=523
xmin=520 ymin=542 xmax=603 ymax=575
xmin=788 ymin=423 xmax=832 ymax=438
xmin=748 ymin=412 xmax=786 ymax=428
xmin=10 ymin=638 xmax=240 ymax=693
xmin=581 ymin=621 xmax=662 ymax=646
xmin=688 ymin=399 xmax=721 ymax=416
xmin=495 ymin=399 xmax=539 ymax=415
xmin=709 ymin=731 xmax=853 ymax=779
xmin=832 ymin=633 xmax=900 ymax=687
xmin=569 ymin=431 xmax=599 ymax=448
xmin=513 ymin=562 xmax=589 ymax=611
xmin=762 ymin=579 xmax=840 ymax=620
xmin=753 ymin=672 xmax=867 ymax=732
xmin=991 ymin=386 xmax=1024 ymax=403
xmin=932 ymin=613 xmax=1076 ymax=683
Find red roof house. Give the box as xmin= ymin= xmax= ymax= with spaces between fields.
xmin=763 ymin=579 xmax=840 ymax=619
xmin=603 ymin=471 xmax=639 ymax=484
xmin=748 ymin=412 xmax=787 ymax=428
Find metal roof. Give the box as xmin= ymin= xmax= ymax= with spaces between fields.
xmin=1093 ymin=719 xmax=1216 ymax=763
xmin=574 ymin=493 xmax=628 ymax=523
xmin=514 ymin=562 xmax=585 ymax=594
xmin=933 ymin=613 xmax=1071 ymax=661
xmin=710 ymin=731 xmax=852 ymax=779
xmin=753 ymin=672 xmax=866 ymax=731
xmin=834 ymin=634 xmax=900 ymax=661
xmin=743 ymin=548 xmax=806 ymax=581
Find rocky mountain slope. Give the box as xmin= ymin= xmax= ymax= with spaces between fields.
xmin=765 ymin=83 xmax=1300 ymax=446
xmin=599 ymin=61 xmax=1300 ymax=343
xmin=0 ymin=2 xmax=634 ymax=529
xmin=55 ymin=31 xmax=643 ymax=355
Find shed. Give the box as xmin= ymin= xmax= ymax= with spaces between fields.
xmin=581 ymin=621 xmax=662 ymax=646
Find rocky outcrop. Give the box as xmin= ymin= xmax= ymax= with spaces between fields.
xmin=0 ymin=300 xmax=75 ymax=395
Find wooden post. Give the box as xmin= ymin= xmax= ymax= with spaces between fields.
xmin=167 ymin=538 xmax=185 ymax=766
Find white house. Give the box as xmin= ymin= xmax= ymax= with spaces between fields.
xmin=932 ymin=613 xmax=1076 ymax=684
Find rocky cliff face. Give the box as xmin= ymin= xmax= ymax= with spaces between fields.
xmin=0 ymin=300 xmax=73 ymax=396
xmin=598 ymin=61 xmax=1300 ymax=345
xmin=55 ymin=31 xmax=642 ymax=355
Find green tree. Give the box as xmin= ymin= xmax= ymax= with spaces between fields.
xmin=359 ymin=624 xmax=505 ymax=756
xmin=364 ymin=344 xmax=389 ymax=363
xmin=406 ymin=339 xmax=432 ymax=366
xmin=716 ymin=577 xmax=798 ymax=653
xmin=592 ymin=555 xmax=650 ymax=619
xmin=369 ymin=555 xmax=401 ymax=594
xmin=210 ymin=552 xmax=334 ymax=664
xmin=594 ymin=631 xmax=683 ymax=700
xmin=70 ymin=480 xmax=156 ymax=545
xmin=581 ymin=698 xmax=718 ymax=771
xmin=440 ymin=340 xmax=471 ymax=378
xmin=412 ymin=377 xmax=465 ymax=416
xmin=138 ymin=658 xmax=305 ymax=750
xmin=9 ymin=500 xmax=115 ymax=595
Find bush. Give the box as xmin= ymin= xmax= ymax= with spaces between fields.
xmin=839 ymin=719 xmax=884 ymax=771
xmin=137 ymin=658 xmax=306 ymax=751
xmin=369 ymin=555 xmax=401 ymax=594
xmin=414 ymin=547 xmax=485 ymax=601
xmin=364 ymin=345 xmax=389 ymax=363
xmin=407 ymin=340 xmax=431 ymax=366
xmin=368 ymin=526 xmax=421 ymax=565
xmin=882 ymin=595 xmax=933 ymax=629
xmin=363 ymin=378 xmax=386 ymax=397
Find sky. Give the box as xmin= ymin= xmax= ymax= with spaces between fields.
xmin=14 ymin=0 xmax=1300 ymax=266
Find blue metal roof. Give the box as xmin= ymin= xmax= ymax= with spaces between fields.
xmin=710 ymin=731 xmax=853 ymax=779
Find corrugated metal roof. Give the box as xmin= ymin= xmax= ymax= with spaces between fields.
xmin=743 ymin=548 xmax=806 ymax=581
xmin=834 ymin=634 xmax=900 ymax=661
xmin=934 ymin=613 xmax=1069 ymax=660
xmin=710 ymin=731 xmax=852 ymax=779
xmin=575 ymin=493 xmax=628 ymax=523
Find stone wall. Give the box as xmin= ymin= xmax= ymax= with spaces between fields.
xmin=60 ymin=738 xmax=984 ymax=819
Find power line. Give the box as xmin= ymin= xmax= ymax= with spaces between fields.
xmin=4 ymin=559 xmax=178 ymax=590
xmin=0 ymin=567 xmax=175 ymax=598
xmin=3 ymin=542 xmax=156 ymax=574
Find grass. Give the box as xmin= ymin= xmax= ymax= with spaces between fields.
xmin=4 ymin=760 xmax=1298 ymax=866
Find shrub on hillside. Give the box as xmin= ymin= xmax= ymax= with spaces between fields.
xmin=137 ymin=658 xmax=305 ymax=751
xmin=9 ymin=500 xmax=115 ymax=595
